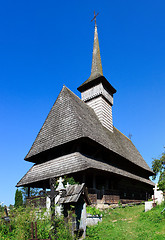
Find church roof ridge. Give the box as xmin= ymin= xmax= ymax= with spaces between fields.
xmin=24 ymin=86 xmax=71 ymax=160
xmin=63 ymin=85 xmax=81 ymax=101
xmin=24 ymin=86 xmax=152 ymax=173
xmin=24 ymin=89 xmax=57 ymax=160
xmin=113 ymin=127 xmax=132 ymax=142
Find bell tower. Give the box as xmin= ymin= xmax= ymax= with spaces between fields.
xmin=77 ymin=13 xmax=116 ymax=132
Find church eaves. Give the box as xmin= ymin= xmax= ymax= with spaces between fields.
xmin=17 ymin=152 xmax=154 ymax=187
xmin=25 ymin=85 xmax=152 ymax=174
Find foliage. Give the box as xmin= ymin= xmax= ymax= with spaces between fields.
xmin=86 ymin=203 xmax=165 ymax=239
xmin=152 ymin=149 xmax=165 ymax=192
xmin=86 ymin=223 xmax=101 ymax=240
xmin=54 ymin=216 xmax=73 ymax=240
xmin=140 ymin=202 xmax=165 ymax=223
xmin=54 ymin=176 xmax=79 ymax=188
xmin=14 ymin=189 xmax=23 ymax=208
xmin=20 ymin=187 xmax=40 ymax=203
xmin=0 ymin=206 xmax=74 ymax=240
xmin=0 ymin=206 xmax=35 ymax=240
xmin=0 ymin=202 xmax=4 ymax=212
xmin=86 ymin=206 xmax=102 ymax=217
xmin=64 ymin=176 xmax=79 ymax=186
xmin=118 ymin=200 xmax=122 ymax=207
xmin=9 ymin=204 xmax=14 ymax=210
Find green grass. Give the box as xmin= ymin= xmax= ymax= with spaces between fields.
xmin=86 ymin=202 xmax=165 ymax=240
xmin=0 ymin=206 xmax=73 ymax=240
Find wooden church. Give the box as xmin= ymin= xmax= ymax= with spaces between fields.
xmin=17 ymin=19 xmax=154 ymax=204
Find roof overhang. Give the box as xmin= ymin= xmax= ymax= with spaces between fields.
xmin=17 ymin=152 xmax=155 ymax=188
xmin=77 ymin=75 xmax=116 ymax=94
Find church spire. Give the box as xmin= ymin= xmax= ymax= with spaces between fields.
xmin=77 ymin=12 xmax=116 ymax=133
xmin=90 ymin=22 xmax=103 ymax=79
xmin=89 ymin=11 xmax=103 ymax=80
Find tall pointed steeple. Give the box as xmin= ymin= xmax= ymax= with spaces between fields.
xmin=90 ymin=23 xmax=103 ymax=80
xmin=78 ymin=13 xmax=116 ymax=132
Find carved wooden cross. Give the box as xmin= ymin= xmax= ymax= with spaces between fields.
xmin=39 ymin=178 xmax=57 ymax=213
xmin=91 ymin=10 xmax=99 ymax=25
xmin=48 ymin=178 xmax=57 ymax=222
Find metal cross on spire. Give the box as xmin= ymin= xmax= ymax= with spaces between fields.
xmin=91 ymin=10 xmax=99 ymax=25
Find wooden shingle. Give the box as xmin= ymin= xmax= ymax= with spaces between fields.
xmin=25 ymin=86 xmax=152 ymax=174
xmin=17 ymin=152 xmax=154 ymax=187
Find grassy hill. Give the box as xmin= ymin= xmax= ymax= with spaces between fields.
xmin=86 ymin=202 xmax=165 ymax=240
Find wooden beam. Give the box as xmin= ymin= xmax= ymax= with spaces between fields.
xmin=28 ymin=186 xmax=30 ymax=197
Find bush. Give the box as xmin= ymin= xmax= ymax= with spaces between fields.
xmin=140 ymin=201 xmax=165 ymax=223
xmin=0 ymin=202 xmax=4 ymax=212
xmin=14 ymin=189 xmax=23 ymax=208
xmin=55 ymin=216 xmax=73 ymax=240
xmin=0 ymin=206 xmax=73 ymax=240
xmin=86 ymin=224 xmax=101 ymax=240
xmin=86 ymin=206 xmax=102 ymax=217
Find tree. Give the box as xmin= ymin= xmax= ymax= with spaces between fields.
xmin=0 ymin=202 xmax=3 ymax=212
xmin=14 ymin=189 xmax=23 ymax=208
xmin=20 ymin=187 xmax=40 ymax=203
xmin=152 ymin=149 xmax=165 ymax=192
xmin=63 ymin=176 xmax=79 ymax=186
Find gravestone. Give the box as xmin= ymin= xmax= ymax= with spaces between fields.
xmin=54 ymin=177 xmax=90 ymax=239
xmin=145 ymin=183 xmax=164 ymax=212
xmin=153 ymin=184 xmax=164 ymax=205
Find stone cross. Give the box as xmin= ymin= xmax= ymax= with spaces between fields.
xmin=57 ymin=177 xmax=64 ymax=184
xmin=153 ymin=184 xmax=159 ymax=192
xmin=66 ymin=182 xmax=70 ymax=188
xmin=56 ymin=177 xmax=65 ymax=191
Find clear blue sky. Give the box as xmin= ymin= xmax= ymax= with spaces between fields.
xmin=0 ymin=0 xmax=165 ymax=206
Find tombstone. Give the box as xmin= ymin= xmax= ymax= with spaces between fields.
xmin=153 ymin=184 xmax=164 ymax=205
xmin=55 ymin=178 xmax=90 ymax=239
xmin=145 ymin=183 xmax=164 ymax=212
xmin=38 ymin=178 xmax=58 ymax=222
xmin=145 ymin=201 xmax=153 ymax=212
xmin=55 ymin=177 xmax=66 ymax=216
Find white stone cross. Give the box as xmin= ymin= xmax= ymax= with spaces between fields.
xmin=66 ymin=182 xmax=70 ymax=188
xmin=153 ymin=183 xmax=159 ymax=191
xmin=56 ymin=177 xmax=65 ymax=191
xmin=57 ymin=177 xmax=64 ymax=184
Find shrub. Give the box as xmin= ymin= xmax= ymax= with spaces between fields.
xmin=86 ymin=206 xmax=102 ymax=217
xmin=14 ymin=189 xmax=23 ymax=208
xmin=54 ymin=216 xmax=73 ymax=240
xmin=118 ymin=200 xmax=122 ymax=207
xmin=0 ymin=206 xmax=73 ymax=240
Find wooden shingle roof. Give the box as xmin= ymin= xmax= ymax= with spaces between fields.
xmin=17 ymin=152 xmax=154 ymax=187
xmin=25 ymin=86 xmax=152 ymax=174
xmin=57 ymin=183 xmax=90 ymax=204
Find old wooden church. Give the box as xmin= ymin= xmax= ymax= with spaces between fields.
xmin=17 ymin=20 xmax=154 ymax=204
